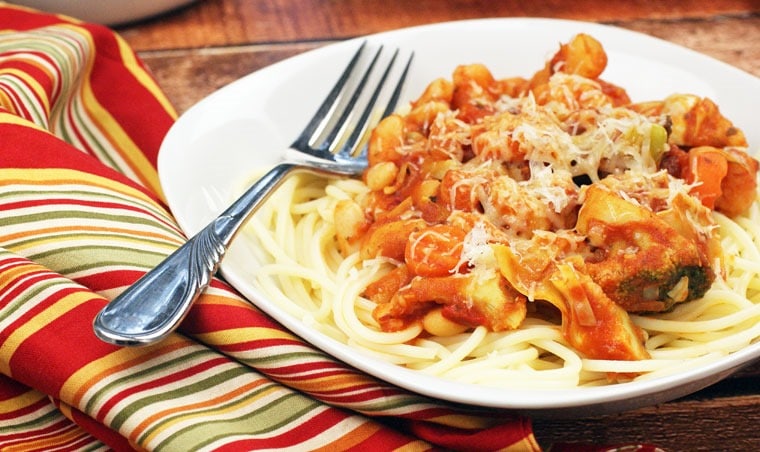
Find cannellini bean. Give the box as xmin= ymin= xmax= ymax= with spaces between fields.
xmin=334 ymin=199 xmax=366 ymax=255
xmin=552 ymin=33 xmax=607 ymax=79
xmin=422 ymin=307 xmax=469 ymax=337
xmin=412 ymin=77 xmax=453 ymax=106
xmin=365 ymin=161 xmax=399 ymax=191
xmin=368 ymin=114 xmax=405 ymax=165
xmin=406 ymin=100 xmax=451 ymax=133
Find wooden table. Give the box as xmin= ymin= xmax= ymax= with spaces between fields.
xmin=117 ymin=1 xmax=760 ymax=449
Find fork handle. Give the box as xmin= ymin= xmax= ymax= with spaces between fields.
xmin=93 ymin=163 xmax=296 ymax=346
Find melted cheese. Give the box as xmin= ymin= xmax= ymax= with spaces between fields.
xmin=456 ymin=220 xmax=498 ymax=282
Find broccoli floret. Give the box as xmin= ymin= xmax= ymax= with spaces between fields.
xmin=614 ymin=264 xmax=714 ymax=313
xmin=578 ymin=183 xmax=717 ymax=313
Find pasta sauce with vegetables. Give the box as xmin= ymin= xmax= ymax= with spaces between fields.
xmin=247 ymin=34 xmax=760 ymax=387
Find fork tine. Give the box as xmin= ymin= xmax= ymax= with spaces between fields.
xmin=338 ymin=49 xmax=414 ymax=159
xmin=290 ymin=41 xmax=368 ymax=152
xmin=317 ymin=45 xmax=384 ymax=153
xmin=381 ymin=51 xmax=414 ymax=118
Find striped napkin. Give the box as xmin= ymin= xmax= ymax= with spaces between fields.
xmin=0 ymin=4 xmax=539 ymax=451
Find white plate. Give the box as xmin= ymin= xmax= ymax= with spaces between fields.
xmin=159 ymin=18 xmax=760 ymax=416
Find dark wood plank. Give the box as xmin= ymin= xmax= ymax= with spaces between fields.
xmin=140 ymin=45 xmax=316 ymax=114
xmin=530 ymin=359 xmax=759 ymax=448
xmin=533 ymin=362 xmax=760 ymax=449
xmin=120 ymin=0 xmax=759 ymax=51
xmin=534 ymin=388 xmax=760 ymax=449
xmin=625 ymin=16 xmax=760 ymax=78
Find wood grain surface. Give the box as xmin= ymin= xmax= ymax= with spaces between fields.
xmin=120 ymin=0 xmax=759 ymax=51
xmin=117 ymin=1 xmax=760 ymax=449
xmin=120 ymin=0 xmax=760 ymax=113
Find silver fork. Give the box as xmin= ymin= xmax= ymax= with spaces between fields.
xmin=93 ymin=43 xmax=413 ymax=346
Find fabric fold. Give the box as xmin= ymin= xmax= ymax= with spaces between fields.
xmin=0 ymin=4 xmax=540 ymax=451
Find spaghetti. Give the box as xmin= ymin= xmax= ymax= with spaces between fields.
xmin=243 ymin=34 xmax=760 ymax=388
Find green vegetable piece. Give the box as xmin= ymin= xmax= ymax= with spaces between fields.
xmin=649 ymin=123 xmax=668 ymax=162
